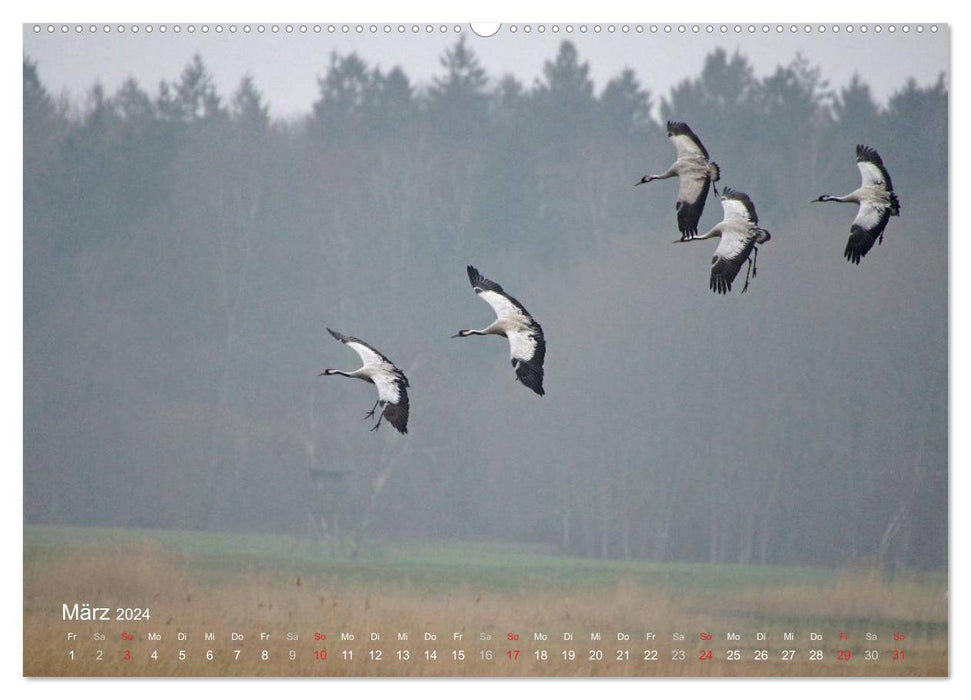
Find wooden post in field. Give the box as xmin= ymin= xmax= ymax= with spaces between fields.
xmin=308 ymin=467 xmax=352 ymax=555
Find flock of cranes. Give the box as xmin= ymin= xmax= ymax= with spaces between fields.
xmin=320 ymin=266 xmax=545 ymax=434
xmin=637 ymin=122 xmax=901 ymax=293
xmin=320 ymin=121 xmax=901 ymax=435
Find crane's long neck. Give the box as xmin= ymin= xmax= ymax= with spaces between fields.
xmin=457 ymin=317 xmax=510 ymax=337
xmin=690 ymin=226 xmax=722 ymax=241
xmin=672 ymin=226 xmax=721 ymax=244
xmin=320 ymin=368 xmax=368 ymax=380
xmin=818 ymin=192 xmax=859 ymax=203
xmin=637 ymin=164 xmax=677 ymax=185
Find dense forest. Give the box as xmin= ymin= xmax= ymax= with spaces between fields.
xmin=23 ymin=39 xmax=948 ymax=569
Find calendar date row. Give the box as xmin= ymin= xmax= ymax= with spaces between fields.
xmin=64 ymin=646 xmax=910 ymax=663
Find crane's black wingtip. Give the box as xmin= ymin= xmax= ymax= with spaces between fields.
xmin=384 ymin=402 xmax=409 ymax=434
xmin=855 ymin=144 xmax=886 ymax=166
xmin=843 ymin=245 xmax=864 ymax=264
xmin=709 ymin=276 xmax=731 ymax=295
xmin=520 ymin=381 xmax=545 ymax=396
xmin=845 ymin=225 xmax=877 ymax=264
xmin=515 ymin=361 xmax=545 ymax=396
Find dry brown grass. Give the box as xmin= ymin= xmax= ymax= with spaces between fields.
xmin=24 ymin=541 xmax=946 ymax=677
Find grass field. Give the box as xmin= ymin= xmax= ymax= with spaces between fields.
xmin=23 ymin=525 xmax=947 ymax=677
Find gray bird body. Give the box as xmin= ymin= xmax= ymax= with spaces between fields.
xmin=637 ymin=121 xmax=722 ymax=239
xmin=454 ymin=265 xmax=546 ymax=396
xmin=813 ymin=145 xmax=900 ymax=264
xmin=675 ymin=187 xmax=770 ymax=294
xmin=319 ymin=328 xmax=409 ymax=434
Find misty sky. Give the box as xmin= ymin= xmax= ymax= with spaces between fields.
xmin=23 ymin=23 xmax=949 ymax=119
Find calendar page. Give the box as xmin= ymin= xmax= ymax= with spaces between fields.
xmin=22 ymin=20 xmax=948 ymax=678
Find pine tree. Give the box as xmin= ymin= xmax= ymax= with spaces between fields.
xmin=158 ymin=54 xmax=224 ymax=123
xmin=427 ymin=36 xmax=489 ymax=138
xmin=232 ymin=74 xmax=270 ymax=139
xmin=600 ymin=67 xmax=654 ymax=138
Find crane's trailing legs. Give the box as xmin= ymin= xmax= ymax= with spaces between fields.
xmin=741 ymin=244 xmax=764 ymax=293
xmin=741 ymin=256 xmax=754 ymax=294
xmin=369 ymin=408 xmax=385 ymax=432
xmin=364 ymin=398 xmax=379 ymax=420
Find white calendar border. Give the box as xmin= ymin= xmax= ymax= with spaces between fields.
xmin=4 ymin=0 xmax=961 ymax=697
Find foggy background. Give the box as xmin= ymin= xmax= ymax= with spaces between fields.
xmin=23 ymin=30 xmax=947 ymax=569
